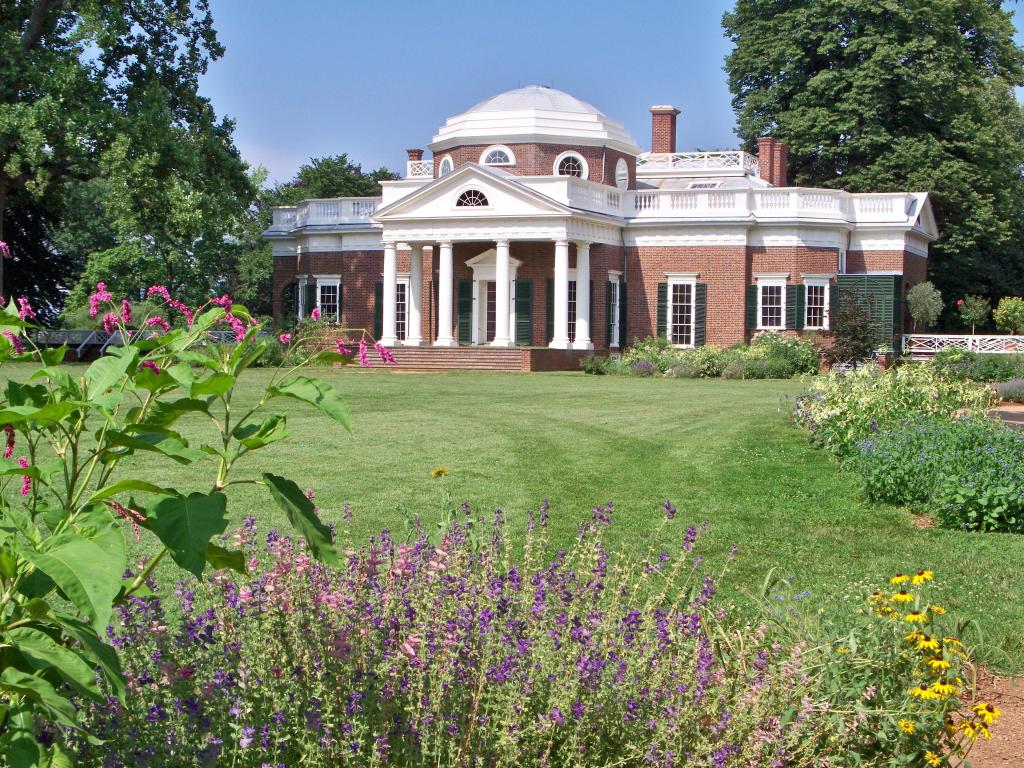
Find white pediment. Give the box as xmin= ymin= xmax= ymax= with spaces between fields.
xmin=912 ymin=194 xmax=938 ymax=240
xmin=372 ymin=164 xmax=572 ymax=222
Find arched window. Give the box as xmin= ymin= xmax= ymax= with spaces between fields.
xmin=480 ymin=146 xmax=515 ymax=166
xmin=456 ymin=189 xmax=489 ymax=207
xmin=554 ymin=152 xmax=588 ymax=179
xmin=438 ymin=156 xmax=454 ymax=176
xmin=615 ymin=158 xmax=629 ymax=190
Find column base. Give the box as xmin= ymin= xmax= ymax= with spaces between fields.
xmin=379 ymin=337 xmax=398 ymax=347
xmin=402 ymin=338 xmax=423 ymax=347
xmin=433 ymin=338 xmax=456 ymax=348
xmin=548 ymin=339 xmax=571 ymax=350
xmin=489 ymin=338 xmax=513 ymax=348
xmin=571 ymin=340 xmax=593 ymax=351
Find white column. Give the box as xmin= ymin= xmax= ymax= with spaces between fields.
xmin=406 ymin=244 xmax=423 ymax=346
xmin=380 ymin=242 xmax=398 ymax=346
xmin=435 ymin=241 xmax=455 ymax=347
xmin=550 ymin=239 xmax=570 ymax=349
xmin=573 ymin=241 xmax=592 ymax=350
xmin=491 ymin=240 xmax=512 ymax=347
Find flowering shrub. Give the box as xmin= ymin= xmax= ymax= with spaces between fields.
xmin=931 ymin=349 xmax=1024 ymax=382
xmin=0 ymin=279 xmax=362 ymax=762
xmin=995 ymin=377 xmax=1024 ymax=403
xmin=852 ymin=417 xmax=1024 ymax=533
xmin=792 ymin=363 xmax=995 ymax=457
xmin=621 ymin=336 xmax=676 ymax=373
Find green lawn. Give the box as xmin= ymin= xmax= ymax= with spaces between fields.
xmin=20 ymin=365 xmax=1024 ymax=668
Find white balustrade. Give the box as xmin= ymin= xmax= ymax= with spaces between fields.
xmin=902 ymin=334 xmax=1024 ymax=357
xmin=636 ymin=151 xmax=760 ymax=177
xmin=288 ymin=197 xmax=381 ymax=228
xmin=271 ymin=207 xmax=298 ymax=229
xmin=406 ymin=160 xmax=434 ymax=178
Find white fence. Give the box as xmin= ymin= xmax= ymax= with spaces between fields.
xmin=902 ymin=334 xmax=1024 ymax=357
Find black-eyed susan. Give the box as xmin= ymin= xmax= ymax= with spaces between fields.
xmin=877 ymin=604 xmax=899 ymax=619
xmin=835 ymin=646 xmax=851 ymax=655
xmin=910 ymin=685 xmax=939 ymax=701
xmin=898 ymin=719 xmax=915 ymax=734
xmin=972 ymin=702 xmax=1001 ymax=725
xmin=930 ymin=604 xmax=946 ymax=616
xmin=905 ymin=630 xmax=925 ymax=644
xmin=929 ymin=681 xmax=958 ymax=698
xmin=917 ymin=634 xmax=940 ymax=652
xmin=430 ymin=467 xmax=449 ymax=478
xmin=960 ymin=720 xmax=991 ymax=741
xmin=891 ymin=589 xmax=913 ymax=603
xmin=905 ymin=610 xmax=927 ymax=624
xmin=924 ymin=750 xmax=942 ymax=767
xmin=944 ymin=716 xmax=957 ymax=736
xmin=891 ymin=573 xmax=910 ymax=584
xmin=912 ymin=569 xmax=934 ymax=585
xmin=943 ymin=637 xmax=962 ymax=647
xmin=868 ymin=590 xmax=888 ymax=604
xmin=927 ymin=657 xmax=951 ymax=672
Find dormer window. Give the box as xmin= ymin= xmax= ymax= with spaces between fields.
xmin=481 ymin=146 xmax=515 ymax=166
xmin=688 ymin=181 xmax=722 ymax=190
xmin=554 ymin=151 xmax=588 ymax=179
xmin=438 ymin=156 xmax=454 ymax=176
xmin=456 ymin=189 xmax=489 ymax=207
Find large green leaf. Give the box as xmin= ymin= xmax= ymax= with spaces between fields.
xmin=229 ymin=338 xmax=268 ymax=376
xmin=0 ymin=402 xmax=84 ymax=425
xmin=7 ymin=627 xmax=103 ymax=702
xmin=85 ymin=346 xmax=139 ymax=399
xmin=105 ymin=429 xmax=205 ymax=464
xmin=1 ymin=703 xmax=42 ymax=768
xmin=0 ymin=668 xmax=78 ymax=728
xmin=205 ymin=543 xmax=247 ymax=573
xmin=262 ymin=473 xmax=339 ymax=565
xmin=190 ymin=372 xmax=234 ymax=398
xmin=22 ymin=531 xmax=125 ymax=632
xmin=146 ymin=492 xmax=228 ymax=578
xmin=136 ymin=396 xmax=209 ymax=428
xmin=55 ymin=613 xmax=125 ymax=700
xmin=86 ymin=479 xmax=172 ymax=505
xmin=267 ymin=375 xmax=351 ymax=431
xmin=232 ymin=414 xmax=287 ymax=449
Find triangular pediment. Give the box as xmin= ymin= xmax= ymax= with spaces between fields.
xmin=373 ymin=164 xmax=572 ymax=221
xmin=913 ymin=194 xmax=938 ymax=239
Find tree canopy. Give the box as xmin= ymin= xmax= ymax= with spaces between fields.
xmin=722 ymin=0 xmax=1024 ymax=310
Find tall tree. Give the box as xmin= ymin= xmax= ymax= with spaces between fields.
xmin=1 ymin=0 xmax=253 ymax=307
xmin=722 ymin=0 xmax=1024 ymax=307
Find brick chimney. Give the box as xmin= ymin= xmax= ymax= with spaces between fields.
xmin=757 ymin=137 xmax=789 ymax=186
xmin=650 ymin=105 xmax=680 ymax=154
xmin=406 ymin=148 xmax=424 ymax=161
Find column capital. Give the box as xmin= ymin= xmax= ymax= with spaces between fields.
xmin=554 ymin=239 xmax=570 ymax=248
xmin=383 ymin=240 xmax=398 ymax=249
xmin=437 ymin=239 xmax=454 ymax=247
xmin=495 ymin=238 xmax=511 ymax=248
xmin=574 ymin=239 xmax=592 ymax=250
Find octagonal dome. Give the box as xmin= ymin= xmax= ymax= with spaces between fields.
xmin=429 ymin=85 xmax=641 ymax=155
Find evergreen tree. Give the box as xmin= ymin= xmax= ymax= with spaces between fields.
xmin=722 ymin=0 xmax=1024 ymax=306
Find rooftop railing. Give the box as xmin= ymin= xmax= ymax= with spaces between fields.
xmin=636 ymin=151 xmax=760 ymax=177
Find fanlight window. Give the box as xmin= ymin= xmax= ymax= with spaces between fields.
xmin=456 ymin=189 xmax=489 ymax=207
xmin=438 ymin=156 xmax=454 ymax=176
xmin=482 ymin=147 xmax=513 ymax=166
xmin=557 ymin=155 xmax=584 ymax=177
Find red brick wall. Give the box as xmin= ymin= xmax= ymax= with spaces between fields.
xmin=432 ymin=143 xmax=636 ymax=189
xmin=650 ymin=109 xmax=678 ymax=154
xmin=272 ymin=250 xmax=384 ymax=329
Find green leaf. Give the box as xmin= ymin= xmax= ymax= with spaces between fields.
xmin=205 ymin=543 xmax=247 ymax=573
xmin=0 ymin=402 xmax=84 ymax=425
xmin=86 ymin=479 xmax=172 ymax=505
xmin=0 ymin=668 xmax=78 ymax=728
xmin=21 ymin=531 xmax=125 ymax=633
xmin=267 ymin=375 xmax=351 ymax=431
xmin=2 ymin=703 xmax=42 ymax=768
xmin=190 ymin=372 xmax=234 ymax=398
xmin=105 ymin=430 xmax=205 ymax=464
xmin=307 ymin=349 xmax=355 ymax=366
xmin=39 ymin=346 xmax=68 ymax=367
xmin=232 ymin=414 xmax=287 ymax=449
xmin=7 ymin=627 xmax=103 ymax=702
xmin=133 ymin=364 xmax=178 ymax=393
xmin=136 ymin=396 xmax=209 ymax=428
xmin=85 ymin=346 xmax=139 ymax=399
xmin=29 ymin=366 xmax=77 ymax=394
xmin=53 ymin=613 xmax=125 ymax=701
xmin=262 ymin=473 xmax=339 ymax=565
xmin=229 ymin=339 xmax=268 ymax=376
xmin=146 ymin=492 xmax=229 ymax=578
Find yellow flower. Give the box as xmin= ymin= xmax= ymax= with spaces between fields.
xmin=430 ymin=467 xmax=449 ymax=478
xmin=912 ymin=569 xmax=934 ymax=585
xmin=868 ymin=591 xmax=888 ymax=604
xmin=972 ymin=702 xmax=1001 ymax=725
xmin=909 ymin=685 xmax=939 ymax=701
xmin=891 ymin=573 xmax=910 ymax=584
xmin=929 ymin=681 xmax=958 ymax=698
xmin=876 ymin=605 xmax=898 ymax=619
xmin=917 ymin=634 xmax=940 ymax=652
xmin=905 ymin=610 xmax=927 ymax=624
xmin=944 ymin=716 xmax=957 ymax=736
xmin=905 ymin=630 xmax=924 ymax=643
xmin=927 ymin=658 xmax=951 ymax=672
xmin=961 ymin=720 xmax=980 ymax=741
xmin=898 ymin=719 xmax=916 ymax=734
xmin=891 ymin=589 xmax=914 ymax=603
xmin=978 ymin=723 xmax=992 ymax=739
xmin=943 ymin=637 xmax=962 ymax=647
xmin=835 ymin=647 xmax=851 ymax=655
xmin=924 ymin=750 xmax=942 ymax=767
xmin=930 ymin=604 xmax=946 ymax=616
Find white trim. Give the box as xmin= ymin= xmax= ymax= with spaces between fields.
xmin=553 ymin=151 xmax=589 ymax=180
xmin=452 ymin=186 xmax=492 ymax=209
xmin=666 ymin=274 xmax=697 ymax=349
xmin=755 ymin=276 xmax=787 ymax=331
xmin=607 ymin=269 xmax=622 ymax=280
xmin=437 ymin=155 xmax=454 ymax=176
xmin=803 ymin=278 xmax=830 ymax=331
xmin=316 ymin=277 xmax=341 ymax=324
xmin=394 ymin=277 xmax=410 ymax=341
xmin=608 ymin=277 xmax=621 ymax=348
xmin=664 ymin=271 xmax=699 ymax=281
xmin=480 ymin=145 xmax=516 ymax=166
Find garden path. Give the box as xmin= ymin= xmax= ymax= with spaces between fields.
xmin=968 ymin=672 xmax=1024 ymax=767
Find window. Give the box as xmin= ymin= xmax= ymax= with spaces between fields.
xmin=670 ymin=282 xmax=694 ymax=346
xmin=567 ymin=280 xmax=577 ymax=342
xmin=758 ymin=280 xmax=786 ymax=329
xmin=608 ymin=279 xmax=621 ymax=347
xmin=438 ymin=156 xmax=454 ymax=176
xmin=456 ymin=189 xmax=489 ymax=207
xmin=317 ymin=280 xmax=340 ymax=323
xmin=297 ymin=277 xmax=308 ymax=318
xmin=395 ymin=281 xmax=407 ymax=341
xmin=805 ymin=280 xmax=830 ymax=329
xmin=615 ymin=158 xmax=629 ymax=190
xmin=554 ymin=151 xmax=588 ymax=179
xmin=480 ymin=146 xmax=515 ymax=166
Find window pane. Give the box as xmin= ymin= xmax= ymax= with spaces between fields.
xmin=319 ymin=284 xmax=339 ymax=323
xmin=395 ymin=283 xmax=407 ymax=341
xmin=760 ymin=284 xmax=783 ymax=328
xmin=567 ymin=280 xmax=577 ymax=342
xmin=671 ymin=283 xmax=693 ymax=345
xmin=806 ymin=284 xmax=826 ymax=328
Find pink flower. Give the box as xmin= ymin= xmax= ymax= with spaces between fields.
xmin=374 ymin=341 xmax=396 ymax=364
xmin=279 ymin=333 xmax=292 ymax=345
xmin=222 ymin=312 xmax=246 ymax=342
xmin=358 ymin=337 xmax=370 ymax=368
xmin=399 ymin=634 xmax=422 ymax=659
xmin=147 ymin=285 xmax=194 ymax=326
xmin=89 ymin=282 xmax=112 ymax=318
xmin=146 ymin=285 xmax=171 ymax=302
xmin=0 ymin=241 xmax=10 ymax=259
xmin=305 ymin=487 xmax=315 ymax=501
xmin=146 ymin=316 xmax=170 ymax=332
xmin=310 ymin=307 xmax=321 ymax=321
xmin=3 ymin=424 xmax=14 ymax=459
xmin=211 ymin=294 xmax=233 ymax=313
xmin=336 ymin=339 xmax=352 ymax=356
xmin=102 ymin=312 xmax=118 ymax=334
xmin=169 ymin=299 xmax=194 ymax=327
xmin=111 ymin=501 xmax=145 ymax=540
xmin=140 ymin=360 xmax=161 ymax=375
xmin=120 ymin=299 xmax=131 ymax=324
xmin=17 ymin=297 xmax=35 ymax=321
xmin=18 ymin=457 xmax=30 ymax=496
xmin=3 ymin=330 xmax=24 ymax=356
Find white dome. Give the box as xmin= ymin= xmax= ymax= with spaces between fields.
xmin=430 ymin=85 xmax=641 ymax=155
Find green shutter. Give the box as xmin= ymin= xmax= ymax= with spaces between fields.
xmin=619 ymin=282 xmax=628 ymax=346
xmin=786 ymin=285 xmax=801 ymax=330
xmin=745 ymin=285 xmax=758 ymax=330
xmin=694 ymin=283 xmax=707 ymax=346
xmin=456 ymin=280 xmax=473 ymax=344
xmin=304 ymin=283 xmax=317 ymax=319
xmin=656 ymin=282 xmax=668 ymax=339
xmin=546 ymin=278 xmax=554 ymax=343
xmin=836 ymin=275 xmax=900 ymax=349
xmin=605 ymin=282 xmax=614 ymax=347
xmin=829 ymin=283 xmax=839 ymax=329
xmin=373 ymin=282 xmax=383 ymax=339
xmin=515 ymin=279 xmax=532 ymax=345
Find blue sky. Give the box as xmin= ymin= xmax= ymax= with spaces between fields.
xmin=199 ymin=0 xmax=1024 ymax=185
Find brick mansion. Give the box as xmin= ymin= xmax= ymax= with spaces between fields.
xmin=264 ymin=85 xmax=936 ymax=368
